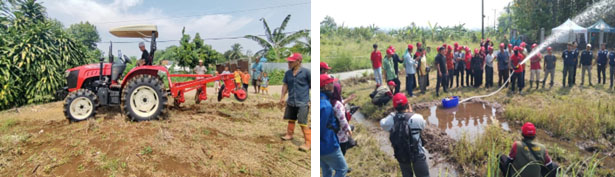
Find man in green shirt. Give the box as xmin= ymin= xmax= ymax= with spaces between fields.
xmin=383 ymin=48 xmax=400 ymax=93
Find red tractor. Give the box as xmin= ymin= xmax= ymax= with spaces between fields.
xmin=58 ymin=25 xmax=247 ymax=122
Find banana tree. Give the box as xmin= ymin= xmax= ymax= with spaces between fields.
xmin=244 ymin=14 xmax=309 ymax=62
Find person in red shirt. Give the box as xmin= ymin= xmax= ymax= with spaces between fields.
xmin=465 ymin=46 xmax=473 ymax=87
xmin=510 ymin=46 xmax=526 ymax=94
xmin=529 ymin=44 xmax=542 ymax=89
xmin=371 ymin=44 xmax=383 ymax=86
xmin=446 ymin=45 xmax=455 ymax=88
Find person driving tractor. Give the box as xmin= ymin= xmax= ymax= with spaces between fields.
xmin=139 ymin=42 xmax=151 ymax=66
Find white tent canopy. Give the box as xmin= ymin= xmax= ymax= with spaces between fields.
xmin=552 ymin=19 xmax=588 ymax=43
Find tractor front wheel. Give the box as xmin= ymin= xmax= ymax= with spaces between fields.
xmin=122 ymin=74 xmax=167 ymax=121
xmin=63 ymin=89 xmax=97 ymax=122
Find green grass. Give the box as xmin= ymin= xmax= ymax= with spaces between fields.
xmin=0 ymin=118 xmax=18 ymax=132
xmin=140 ymin=146 xmax=153 ymax=155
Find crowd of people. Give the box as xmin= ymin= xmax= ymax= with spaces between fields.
xmin=367 ymin=40 xmax=615 ymax=100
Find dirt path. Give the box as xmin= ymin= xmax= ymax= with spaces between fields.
xmin=0 ymin=87 xmax=309 ymax=177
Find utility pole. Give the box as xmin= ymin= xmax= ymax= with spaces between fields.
xmin=493 ymin=9 xmax=496 ymax=31
xmin=481 ymin=0 xmax=485 ymax=40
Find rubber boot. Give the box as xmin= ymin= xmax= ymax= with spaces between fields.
xmin=536 ymin=81 xmax=540 ymax=89
xmin=281 ymin=121 xmax=295 ymax=141
xmin=542 ymin=80 xmax=546 ymax=89
xmin=299 ymin=125 xmax=311 ymax=151
xmin=530 ymin=81 xmax=533 ymax=89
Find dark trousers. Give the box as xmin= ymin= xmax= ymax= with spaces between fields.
xmin=455 ymin=68 xmax=465 ymax=87
xmin=499 ymin=69 xmax=509 ymax=87
xmin=399 ymin=158 xmax=430 ymax=177
xmin=447 ymin=69 xmax=454 ymax=88
xmin=388 ymin=78 xmax=401 ymax=94
xmin=598 ymin=65 xmax=606 ymax=84
xmin=473 ymin=69 xmax=483 ymax=87
xmin=562 ymin=65 xmax=575 ymax=87
xmin=511 ymin=72 xmax=523 ymax=92
xmin=436 ymin=73 xmax=448 ymax=95
xmin=485 ymin=66 xmax=494 ymax=88
xmin=406 ymin=74 xmax=416 ymax=96
xmin=466 ymin=69 xmax=473 ymax=86
xmin=572 ymin=64 xmax=578 ymax=84
xmin=340 ymin=142 xmax=349 ymax=155
xmin=610 ymin=66 xmax=615 ymax=88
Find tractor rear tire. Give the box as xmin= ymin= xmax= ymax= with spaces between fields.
xmin=122 ymin=74 xmax=167 ymax=121
xmin=64 ymin=89 xmax=97 ymax=122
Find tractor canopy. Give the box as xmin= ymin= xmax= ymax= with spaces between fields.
xmin=109 ymin=25 xmax=158 ymax=38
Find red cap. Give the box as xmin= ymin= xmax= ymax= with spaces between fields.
xmin=454 ymin=42 xmax=459 ymax=47
xmin=386 ymin=49 xmax=394 ymax=55
xmin=465 ymin=46 xmax=470 ymax=52
xmin=520 ymin=42 xmax=527 ymax=47
xmin=547 ymin=47 xmax=552 ymax=51
xmin=488 ymin=46 xmax=494 ymax=51
xmin=387 ymin=80 xmax=396 ymax=87
xmin=320 ymin=74 xmax=334 ymax=87
xmin=508 ymin=43 xmax=513 ymax=48
xmin=447 ymin=45 xmax=453 ymax=51
xmin=457 ymin=46 xmax=462 ymax=51
xmin=481 ymin=46 xmax=485 ymax=52
xmin=392 ymin=93 xmax=408 ymax=108
xmin=407 ymin=44 xmax=414 ymax=51
xmin=532 ymin=43 xmax=538 ymax=49
xmin=474 ymin=48 xmax=479 ymax=54
xmin=522 ymin=122 xmax=536 ymax=137
xmin=416 ymin=42 xmax=422 ymax=48
xmin=320 ymin=62 xmax=331 ymax=70
xmin=513 ymin=46 xmax=520 ymax=51
xmin=500 ymin=43 xmax=505 ymax=48
xmin=286 ymin=53 xmax=302 ymax=61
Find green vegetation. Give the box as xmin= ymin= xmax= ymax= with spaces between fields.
xmin=0 ymin=0 xmax=96 ymax=110
xmin=244 ymin=14 xmax=310 ymax=62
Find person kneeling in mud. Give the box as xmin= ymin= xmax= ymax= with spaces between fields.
xmin=499 ymin=122 xmax=559 ymax=177
xmin=369 ymin=81 xmax=396 ymax=106
xmin=380 ymin=93 xmax=429 ymax=177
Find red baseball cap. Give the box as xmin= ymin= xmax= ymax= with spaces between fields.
xmin=508 ymin=43 xmax=513 ymax=48
xmin=392 ymin=93 xmax=408 ymax=108
xmin=386 ymin=49 xmax=394 ymax=55
xmin=286 ymin=53 xmax=302 ymax=61
xmin=522 ymin=122 xmax=536 ymax=137
xmin=474 ymin=48 xmax=479 ymax=54
xmin=481 ymin=46 xmax=485 ymax=52
xmin=532 ymin=43 xmax=538 ymax=49
xmin=387 ymin=80 xmax=396 ymax=87
xmin=547 ymin=47 xmax=552 ymax=51
xmin=408 ymin=44 xmax=414 ymax=51
xmin=320 ymin=74 xmax=334 ymax=87
xmin=447 ymin=45 xmax=453 ymax=51
xmin=416 ymin=42 xmax=422 ymax=48
xmin=320 ymin=61 xmax=331 ymax=70
xmin=520 ymin=42 xmax=527 ymax=47
xmin=488 ymin=46 xmax=494 ymax=51
xmin=500 ymin=43 xmax=505 ymax=48
xmin=513 ymin=46 xmax=520 ymax=51
xmin=454 ymin=42 xmax=459 ymax=47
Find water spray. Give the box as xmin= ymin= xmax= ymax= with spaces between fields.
xmin=459 ymin=0 xmax=615 ymax=104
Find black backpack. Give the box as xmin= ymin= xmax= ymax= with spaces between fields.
xmin=389 ymin=112 xmax=421 ymax=163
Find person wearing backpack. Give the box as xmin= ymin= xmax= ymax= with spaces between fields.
xmin=380 ymin=93 xmax=429 ymax=177
xmin=499 ymin=122 xmax=559 ymax=177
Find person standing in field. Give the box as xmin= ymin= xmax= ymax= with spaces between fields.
xmin=485 ymin=46 xmax=495 ymax=88
xmin=251 ymin=57 xmax=263 ymax=94
xmin=193 ymin=59 xmax=208 ymax=100
xmin=562 ymin=43 xmax=575 ymax=87
xmin=234 ymin=67 xmax=243 ymax=90
xmin=241 ymin=71 xmax=250 ymax=90
xmin=371 ymin=44 xmax=383 ymax=87
xmin=510 ymin=46 xmax=525 ymax=94
xmin=389 ymin=45 xmax=403 ymax=77
xmin=403 ymin=44 xmax=417 ymax=97
xmin=543 ymin=47 xmax=556 ymax=89
xmin=529 ymin=44 xmax=542 ymax=89
xmin=320 ymin=74 xmax=348 ymax=177
xmin=383 ymin=48 xmax=400 ymax=94
xmin=580 ymin=44 xmax=594 ymax=86
xmin=465 ymin=46 xmax=473 ymax=87
xmin=380 ymin=93 xmax=429 ymax=177
xmin=446 ymin=45 xmax=455 ymax=89
xmin=435 ymin=47 xmax=448 ymax=96
xmin=497 ymin=43 xmax=510 ymax=87
xmin=609 ymin=47 xmax=615 ymax=89
xmin=455 ymin=45 xmax=466 ymax=88
xmin=572 ymin=42 xmax=580 ymax=85
xmin=260 ymin=72 xmax=269 ymax=94
xmin=280 ymin=53 xmax=311 ymax=151
xmin=597 ymin=43 xmax=608 ymax=85
xmin=416 ymin=47 xmax=428 ymax=94
xmin=471 ymin=48 xmax=484 ymax=88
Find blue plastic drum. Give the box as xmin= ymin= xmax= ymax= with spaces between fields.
xmin=442 ymin=96 xmax=459 ymax=108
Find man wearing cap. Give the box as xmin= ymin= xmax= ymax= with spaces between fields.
xmin=280 ymin=53 xmax=311 ymax=151
xmin=380 ymin=93 xmax=429 ymax=177
xmin=471 ymin=48 xmax=484 ymax=88
xmin=529 ymin=44 xmax=542 ymax=89
xmin=562 ymin=43 xmax=576 ymax=87
xmin=499 ymin=122 xmax=558 ymax=177
xmin=251 ymin=57 xmax=263 ymax=93
xmin=485 ymin=46 xmax=495 ymax=88
xmin=371 ymin=44 xmax=384 ymax=86
xmin=609 ymin=48 xmax=615 ymax=89
xmin=138 ymin=42 xmax=151 ymax=66
xmin=543 ymin=47 xmax=556 ymax=88
xmin=597 ymin=43 xmax=608 ymax=85
xmin=415 ymin=44 xmax=428 ymax=94
xmin=435 ymin=47 xmax=448 ymax=96
xmin=572 ymin=42 xmax=580 ymax=85
xmin=446 ymin=46 xmax=455 ymax=89
xmin=383 ymin=48 xmax=401 ymax=94
xmin=497 ymin=43 xmax=510 ymax=87
xmin=465 ymin=47 xmax=473 ymax=87
xmin=370 ymin=81 xmax=395 ymax=106
xmin=580 ymin=44 xmax=594 ymax=86
xmin=455 ymin=46 xmax=466 ymax=88
xmin=193 ymin=59 xmax=207 ymax=101
xmin=320 ymin=74 xmax=348 ymax=177
xmin=510 ymin=46 xmax=525 ymax=94
xmin=389 ymin=46 xmax=403 ymax=77
xmin=403 ymin=44 xmax=417 ymax=97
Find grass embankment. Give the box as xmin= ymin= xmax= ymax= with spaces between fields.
xmin=0 ymin=91 xmax=310 ymax=176
xmin=338 ymin=57 xmax=615 ymax=176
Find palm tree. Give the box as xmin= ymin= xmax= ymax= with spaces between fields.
xmin=244 ymin=14 xmax=309 ymax=61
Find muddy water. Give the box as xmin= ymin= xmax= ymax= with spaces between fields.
xmin=352 ymin=112 xmax=460 ymax=176
xmin=417 ymin=102 xmax=509 ymax=140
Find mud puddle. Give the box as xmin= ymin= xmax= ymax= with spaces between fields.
xmin=416 ymin=102 xmax=509 ymax=140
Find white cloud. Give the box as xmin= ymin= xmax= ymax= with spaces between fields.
xmin=41 ymin=0 xmax=255 ymax=56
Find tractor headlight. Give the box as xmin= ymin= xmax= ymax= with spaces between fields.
xmin=65 ymin=70 xmax=70 ymax=78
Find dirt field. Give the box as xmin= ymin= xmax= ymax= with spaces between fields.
xmin=0 ymin=85 xmax=310 ymax=177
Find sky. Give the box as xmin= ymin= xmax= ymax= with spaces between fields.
xmin=40 ymin=0 xmax=311 ymax=57
xmin=315 ymin=0 xmax=512 ymax=30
